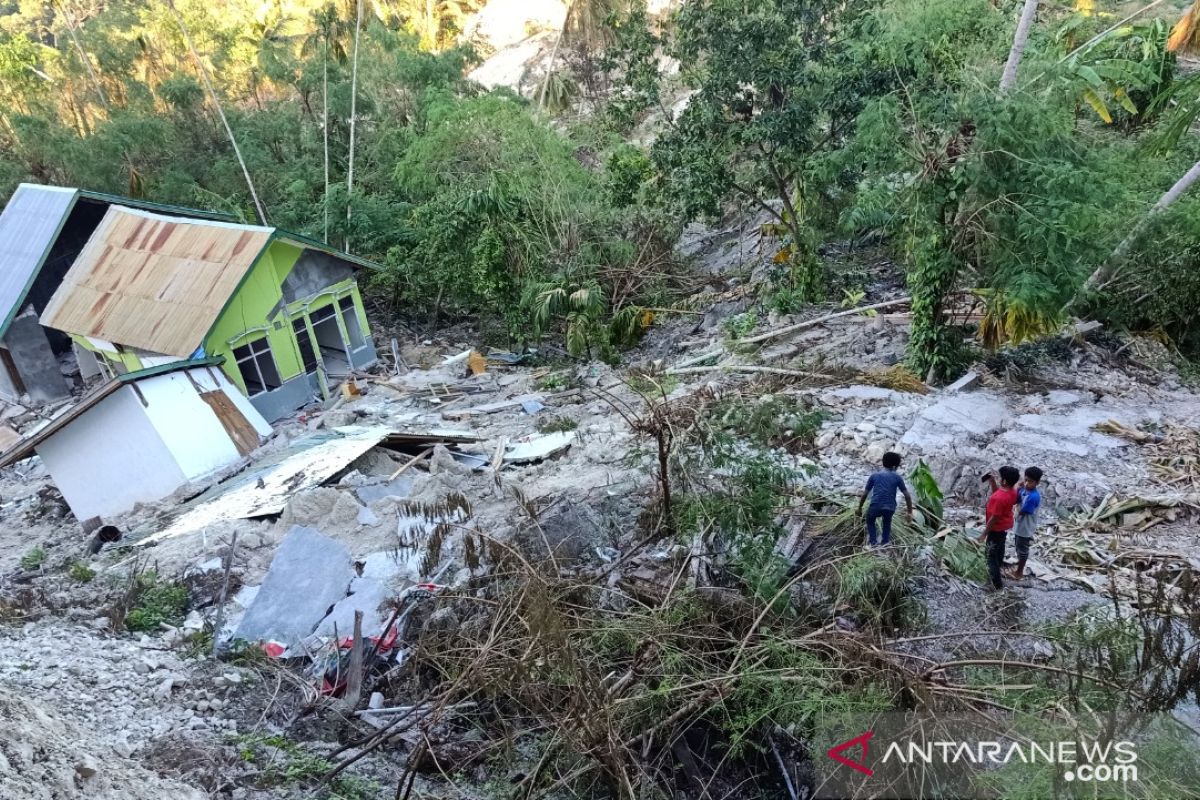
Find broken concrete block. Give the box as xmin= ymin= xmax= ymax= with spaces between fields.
xmin=515 ymin=503 xmax=601 ymax=566
xmin=504 ymin=431 xmax=575 ymax=464
xmin=233 ymin=526 xmax=353 ymax=647
xmin=309 ymin=576 xmax=391 ymax=642
xmin=360 ymin=550 xmax=422 ymax=585
xmin=279 ymin=487 xmax=342 ymax=527
xmin=942 ymin=370 xmax=979 ymax=393
xmin=354 ymin=475 xmax=414 ymax=505
xmin=357 ymin=504 xmax=380 ymax=527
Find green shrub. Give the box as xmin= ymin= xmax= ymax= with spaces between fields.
xmin=19 ymin=548 xmax=46 ymax=571
xmin=832 ymin=552 xmax=924 ymax=630
xmin=68 ymin=562 xmax=95 ymax=583
xmin=125 ymin=573 xmax=188 ymax=633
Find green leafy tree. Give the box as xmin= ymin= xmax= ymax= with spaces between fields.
xmin=649 ymin=0 xmax=876 ymax=306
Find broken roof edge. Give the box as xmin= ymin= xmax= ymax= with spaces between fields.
xmin=75 ymin=189 xmax=239 ymax=223
xmin=0 ymin=356 xmax=227 ymax=468
xmin=274 ymin=231 xmax=383 ymax=272
xmin=104 ymin=204 xmax=272 ymax=235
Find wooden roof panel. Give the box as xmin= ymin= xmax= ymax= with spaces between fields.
xmin=39 ymin=207 xmax=272 ymax=358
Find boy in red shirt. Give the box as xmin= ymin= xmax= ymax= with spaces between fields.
xmin=977 ymin=466 xmax=1021 ymax=590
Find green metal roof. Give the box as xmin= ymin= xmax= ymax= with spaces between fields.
xmin=118 ymin=355 xmax=226 ymax=383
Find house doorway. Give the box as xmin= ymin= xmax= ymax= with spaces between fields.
xmin=309 ymin=303 xmax=351 ymax=377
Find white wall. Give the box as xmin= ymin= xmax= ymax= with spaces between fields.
xmin=35 ymin=387 xmax=187 ymax=520
xmin=140 ymin=368 xmax=271 ymax=481
xmin=73 ymin=342 xmax=103 ymax=381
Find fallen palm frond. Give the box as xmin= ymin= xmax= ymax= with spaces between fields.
xmin=1091 ymin=418 xmax=1163 ymax=444
xmin=861 ymin=365 xmax=930 ymax=394
xmin=1146 ymin=425 xmax=1200 ymax=489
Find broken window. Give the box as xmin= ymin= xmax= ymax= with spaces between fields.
xmin=233 ymin=337 xmax=282 ymax=396
xmin=339 ymin=296 xmax=366 ymax=349
xmin=292 ymin=317 xmax=318 ymax=374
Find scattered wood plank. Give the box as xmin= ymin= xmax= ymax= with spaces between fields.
xmin=343 ymin=611 xmax=365 ymax=711
xmin=666 ymin=365 xmax=838 ymax=380
xmin=739 ymin=297 xmax=911 ymax=344
xmin=388 ymin=448 xmax=433 ymax=481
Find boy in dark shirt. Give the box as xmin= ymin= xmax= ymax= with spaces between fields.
xmin=856 ymin=452 xmax=914 ymax=548
xmin=977 ymin=465 xmax=1021 ymax=589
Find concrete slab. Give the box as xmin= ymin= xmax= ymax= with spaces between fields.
xmin=309 ymin=577 xmax=392 ymax=642
xmin=360 ymin=550 xmax=423 ymax=584
xmin=996 ymin=429 xmax=1091 ymax=457
xmin=504 ymin=431 xmax=575 ymax=464
xmin=821 ymin=386 xmax=905 ymax=403
xmin=232 ymin=526 xmax=353 ymax=648
xmin=901 ymin=391 xmax=1011 ymax=449
xmin=943 ymin=371 xmax=980 ymax=393
xmin=354 ymin=475 xmax=415 ymax=505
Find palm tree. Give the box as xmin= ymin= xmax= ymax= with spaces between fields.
xmin=1081 ymin=159 xmax=1200 ymax=294
xmin=346 ymin=0 xmax=364 ymax=252
xmin=166 ymin=0 xmax=267 ymax=225
xmin=1000 ymin=0 xmax=1040 ymax=93
xmin=539 ymin=0 xmax=625 ymax=109
xmin=303 ymin=4 xmax=350 ymax=244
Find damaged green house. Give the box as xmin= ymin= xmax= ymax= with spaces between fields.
xmin=39 ymin=204 xmax=379 ymax=421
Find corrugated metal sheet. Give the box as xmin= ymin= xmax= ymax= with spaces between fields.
xmin=40 ymin=207 xmax=273 ymax=358
xmin=0 ymin=185 xmax=79 ymax=339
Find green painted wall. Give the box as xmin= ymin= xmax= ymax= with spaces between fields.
xmin=204 ymin=240 xmax=304 ymax=394
xmin=68 ymin=238 xmax=375 ymax=400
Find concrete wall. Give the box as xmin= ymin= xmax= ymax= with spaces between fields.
xmin=0 ymin=348 xmax=22 ymax=401
xmin=140 ymin=368 xmax=272 ymax=481
xmin=248 ymin=372 xmax=319 ymax=423
xmin=4 ymin=309 xmax=69 ymax=402
xmin=35 ymin=387 xmax=187 ymax=520
xmin=281 ymin=250 xmax=354 ymax=305
xmin=73 ymin=342 xmax=103 ymax=381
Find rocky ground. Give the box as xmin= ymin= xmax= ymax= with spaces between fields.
xmin=2 ymin=244 xmax=1199 ymax=797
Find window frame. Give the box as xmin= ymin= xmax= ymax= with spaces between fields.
xmin=232 ymin=336 xmax=282 ymax=397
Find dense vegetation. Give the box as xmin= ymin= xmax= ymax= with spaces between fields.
xmin=3 ymin=0 xmax=1200 ymax=367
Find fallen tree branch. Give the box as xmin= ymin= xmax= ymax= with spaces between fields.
xmin=738 ymin=297 xmax=910 ymax=344
xmin=666 ymin=365 xmax=838 ymax=380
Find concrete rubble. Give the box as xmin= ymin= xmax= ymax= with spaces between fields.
xmin=231 ymin=525 xmax=356 ymax=650
xmin=2 ymin=279 xmax=1200 ymax=798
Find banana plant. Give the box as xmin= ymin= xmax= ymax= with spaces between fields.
xmin=1059 ymin=17 xmax=1172 ymax=127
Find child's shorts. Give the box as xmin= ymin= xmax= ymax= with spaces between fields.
xmin=1015 ymin=535 xmax=1032 ymax=559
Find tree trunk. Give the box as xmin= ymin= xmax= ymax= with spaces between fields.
xmin=56 ymin=0 xmax=109 ymax=112
xmin=1000 ymin=0 xmax=1040 ymax=93
xmin=168 ymin=0 xmax=267 ymax=225
xmin=345 ymin=0 xmax=363 ymax=252
xmin=1081 ymin=157 xmax=1200 ymax=293
xmin=323 ymin=38 xmax=330 ymax=245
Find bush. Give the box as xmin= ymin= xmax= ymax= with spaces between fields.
xmin=68 ymin=562 xmax=95 ymax=583
xmin=19 ymin=547 xmax=46 ymax=571
xmin=125 ymin=573 xmax=189 ymax=633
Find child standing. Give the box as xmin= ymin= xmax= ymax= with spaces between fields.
xmin=1005 ymin=467 xmax=1043 ymax=580
xmin=856 ymin=452 xmax=914 ymax=548
xmin=977 ymin=466 xmax=1021 ymax=590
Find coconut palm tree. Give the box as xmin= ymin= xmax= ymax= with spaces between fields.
xmin=303 ymin=4 xmax=351 ymax=244
xmin=1000 ymin=0 xmax=1040 ymax=93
